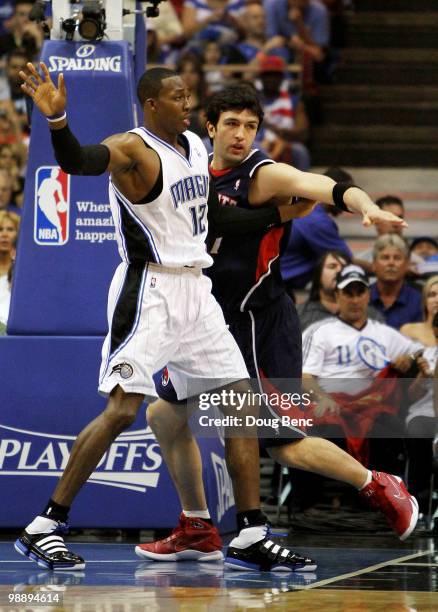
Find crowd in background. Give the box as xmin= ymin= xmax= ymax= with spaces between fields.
xmin=0 ymin=1 xmax=436 ymax=526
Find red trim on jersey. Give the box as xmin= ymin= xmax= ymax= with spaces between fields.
xmin=255 ymin=226 xmax=284 ymax=282
xmin=209 ymin=165 xmax=232 ymax=177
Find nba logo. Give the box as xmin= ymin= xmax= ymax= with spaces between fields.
xmin=34 ymin=166 xmax=70 ymax=245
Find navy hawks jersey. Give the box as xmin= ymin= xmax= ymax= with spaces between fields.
xmin=109 ymin=128 xmax=212 ymax=268
xmin=207 ymin=149 xmax=291 ymax=315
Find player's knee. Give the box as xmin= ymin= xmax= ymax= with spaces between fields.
xmin=104 ymin=393 xmax=143 ymax=433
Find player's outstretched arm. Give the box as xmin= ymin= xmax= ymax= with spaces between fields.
xmin=251 ymin=163 xmax=408 ymax=230
xmin=19 ymin=62 xmax=152 ymax=179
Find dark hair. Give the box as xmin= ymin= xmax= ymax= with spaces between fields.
xmin=206 ymin=84 xmax=264 ymax=129
xmin=433 ymin=311 xmax=438 ymax=328
xmin=324 ymin=167 xmax=353 ymax=183
xmin=176 ymin=53 xmax=207 ymax=106
xmin=308 ymin=250 xmax=352 ymax=302
xmin=375 ymin=195 xmax=404 ymax=209
xmin=136 ymin=67 xmax=177 ymax=106
xmin=6 ymin=47 xmax=28 ymax=64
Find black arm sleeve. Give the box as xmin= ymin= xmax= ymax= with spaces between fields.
xmin=50 ymin=124 xmax=110 ymax=176
xmin=207 ymin=181 xmax=281 ymax=237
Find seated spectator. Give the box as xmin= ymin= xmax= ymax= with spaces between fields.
xmin=0 ymin=1 xmax=43 ymax=60
xmin=181 ymin=0 xmax=245 ymax=47
xmin=409 ymin=237 xmax=438 ymax=278
xmin=294 ymin=265 xmax=423 ymax=508
xmin=263 ymin=0 xmax=329 ymax=70
xmin=0 ymin=209 xmax=19 ymax=279
xmin=0 ymin=168 xmax=21 ymax=215
xmin=280 ymin=167 xmax=353 ymax=294
xmin=403 ymin=311 xmax=438 ymax=516
xmin=0 ymin=100 xmax=25 ymax=146
xmin=256 ymin=54 xmax=310 ymax=171
xmin=0 ymin=258 xmax=13 ymax=333
xmin=201 ymin=40 xmax=226 ymax=92
xmin=357 ymin=195 xmax=405 ymax=269
xmin=233 ymin=1 xmax=289 ymax=63
xmin=370 ymin=234 xmax=422 ymax=329
xmin=0 ymin=142 xmax=25 ymax=206
xmin=401 ymin=275 xmax=438 ymax=346
xmin=0 ymin=48 xmax=29 ymax=118
xmin=176 ymin=53 xmax=208 ymax=138
xmin=297 ymin=250 xmax=384 ymax=330
xmin=0 ymin=2 xmax=15 ymax=37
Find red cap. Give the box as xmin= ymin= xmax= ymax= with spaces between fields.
xmin=259 ymin=55 xmax=286 ymax=73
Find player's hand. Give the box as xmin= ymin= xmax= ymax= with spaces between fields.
xmin=314 ymin=395 xmax=340 ymax=418
xmin=362 ymin=207 xmax=408 ymax=230
xmin=278 ymin=199 xmax=317 ymax=222
xmin=19 ymin=62 xmax=66 ymax=117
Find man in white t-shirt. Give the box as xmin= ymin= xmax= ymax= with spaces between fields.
xmin=303 ymin=264 xmax=421 ymax=404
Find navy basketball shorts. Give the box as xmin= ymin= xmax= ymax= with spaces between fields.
xmin=154 ymin=292 xmax=306 ymax=448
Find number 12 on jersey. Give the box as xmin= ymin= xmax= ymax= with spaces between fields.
xmin=190 ymin=203 xmax=207 ymax=236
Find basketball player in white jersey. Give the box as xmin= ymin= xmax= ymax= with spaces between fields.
xmin=15 ymin=62 xmax=324 ymax=573
xmin=16 ymin=62 xmax=406 ymax=573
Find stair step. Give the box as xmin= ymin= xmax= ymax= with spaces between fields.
xmin=355 ymin=0 xmax=438 ymax=12
xmin=311 ymin=145 xmax=438 ymax=168
xmin=313 ymin=125 xmax=438 ymax=143
xmin=347 ymin=15 xmax=438 ymax=48
xmin=350 ymin=12 xmax=438 ymax=26
xmin=320 ymin=85 xmax=438 ymax=104
xmin=334 ymin=65 xmax=438 ymax=86
xmin=322 ymin=102 xmax=438 ymax=126
xmin=343 ymin=48 xmax=438 ymax=63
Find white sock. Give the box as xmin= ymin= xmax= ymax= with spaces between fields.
xmin=26 ymin=516 xmax=58 ymax=535
xmin=229 ymin=525 xmax=267 ymax=549
xmin=183 ymin=509 xmax=211 ymax=520
xmin=358 ymin=470 xmax=373 ymax=490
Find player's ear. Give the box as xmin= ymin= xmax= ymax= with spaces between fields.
xmin=206 ymin=121 xmax=215 ymax=139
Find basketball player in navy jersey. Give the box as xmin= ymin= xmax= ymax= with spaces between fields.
xmin=136 ymin=86 xmax=418 ymax=571
xmin=15 ymin=64 xmax=326 ymax=573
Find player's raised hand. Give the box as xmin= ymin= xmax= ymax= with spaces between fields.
xmin=19 ymin=62 xmax=66 ymax=117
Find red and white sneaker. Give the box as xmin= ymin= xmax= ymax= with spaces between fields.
xmin=359 ymin=471 xmax=419 ymax=540
xmin=135 ymin=514 xmax=224 ymax=561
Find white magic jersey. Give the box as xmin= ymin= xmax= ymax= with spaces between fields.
xmin=302 ymin=317 xmax=422 ymax=394
xmin=109 ymin=127 xmax=213 ymax=268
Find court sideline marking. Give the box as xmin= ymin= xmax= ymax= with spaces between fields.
xmin=294 ymin=550 xmax=431 ymax=591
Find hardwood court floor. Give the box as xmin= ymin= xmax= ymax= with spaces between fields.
xmin=0 ymin=534 xmax=436 ymax=611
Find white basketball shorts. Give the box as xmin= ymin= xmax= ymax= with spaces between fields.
xmin=98 ymin=262 xmax=249 ymax=400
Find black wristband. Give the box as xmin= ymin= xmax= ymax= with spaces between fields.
xmin=332 ymin=182 xmax=357 ymax=213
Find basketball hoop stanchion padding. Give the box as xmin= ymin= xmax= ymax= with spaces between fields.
xmin=0 ymin=39 xmax=236 ymax=532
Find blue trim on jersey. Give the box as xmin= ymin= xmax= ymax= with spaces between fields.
xmin=99 ymin=263 xmax=129 ymax=386
xmin=140 ymin=127 xmax=193 ymax=168
xmin=100 ymin=264 xmax=148 ymax=382
xmin=110 ymin=182 xmax=129 ymax=261
xmin=111 ymin=182 xmax=162 ymax=263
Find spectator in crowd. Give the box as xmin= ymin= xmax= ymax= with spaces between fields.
xmin=0 ymin=2 xmax=15 ymax=37
xmin=357 ymin=195 xmax=405 ymax=268
xmin=0 ymin=169 xmax=21 ymax=215
xmin=144 ymin=2 xmax=185 ymax=65
xmin=401 ymin=275 xmax=438 ymax=347
xmin=280 ymin=166 xmax=353 ymax=294
xmin=370 ymin=234 xmax=422 ymax=329
xmin=176 ymin=53 xmax=208 ymax=138
xmin=0 ymin=1 xmax=43 ymax=60
xmin=0 ymin=100 xmax=25 ymax=145
xmin=409 ymin=237 xmax=438 ymax=278
xmin=256 ymin=54 xmax=310 ymax=170
xmin=201 ymin=40 xmax=226 ymax=93
xmin=181 ymin=0 xmax=245 ymax=46
xmin=0 ymin=209 xmax=19 ymax=280
xmin=0 ymin=143 xmax=25 ymax=207
xmin=403 ymin=310 xmax=438 ymax=517
xmin=294 ymin=265 xmax=423 ymax=508
xmin=297 ymin=250 xmax=385 ymax=330
xmin=233 ymin=0 xmax=289 ymax=63
xmin=0 ymin=48 xmax=29 ymax=117
xmin=263 ymin=0 xmax=329 ymax=66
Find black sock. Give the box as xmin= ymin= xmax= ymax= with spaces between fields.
xmin=41 ymin=499 xmax=70 ymax=523
xmin=236 ymin=509 xmax=267 ymax=532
